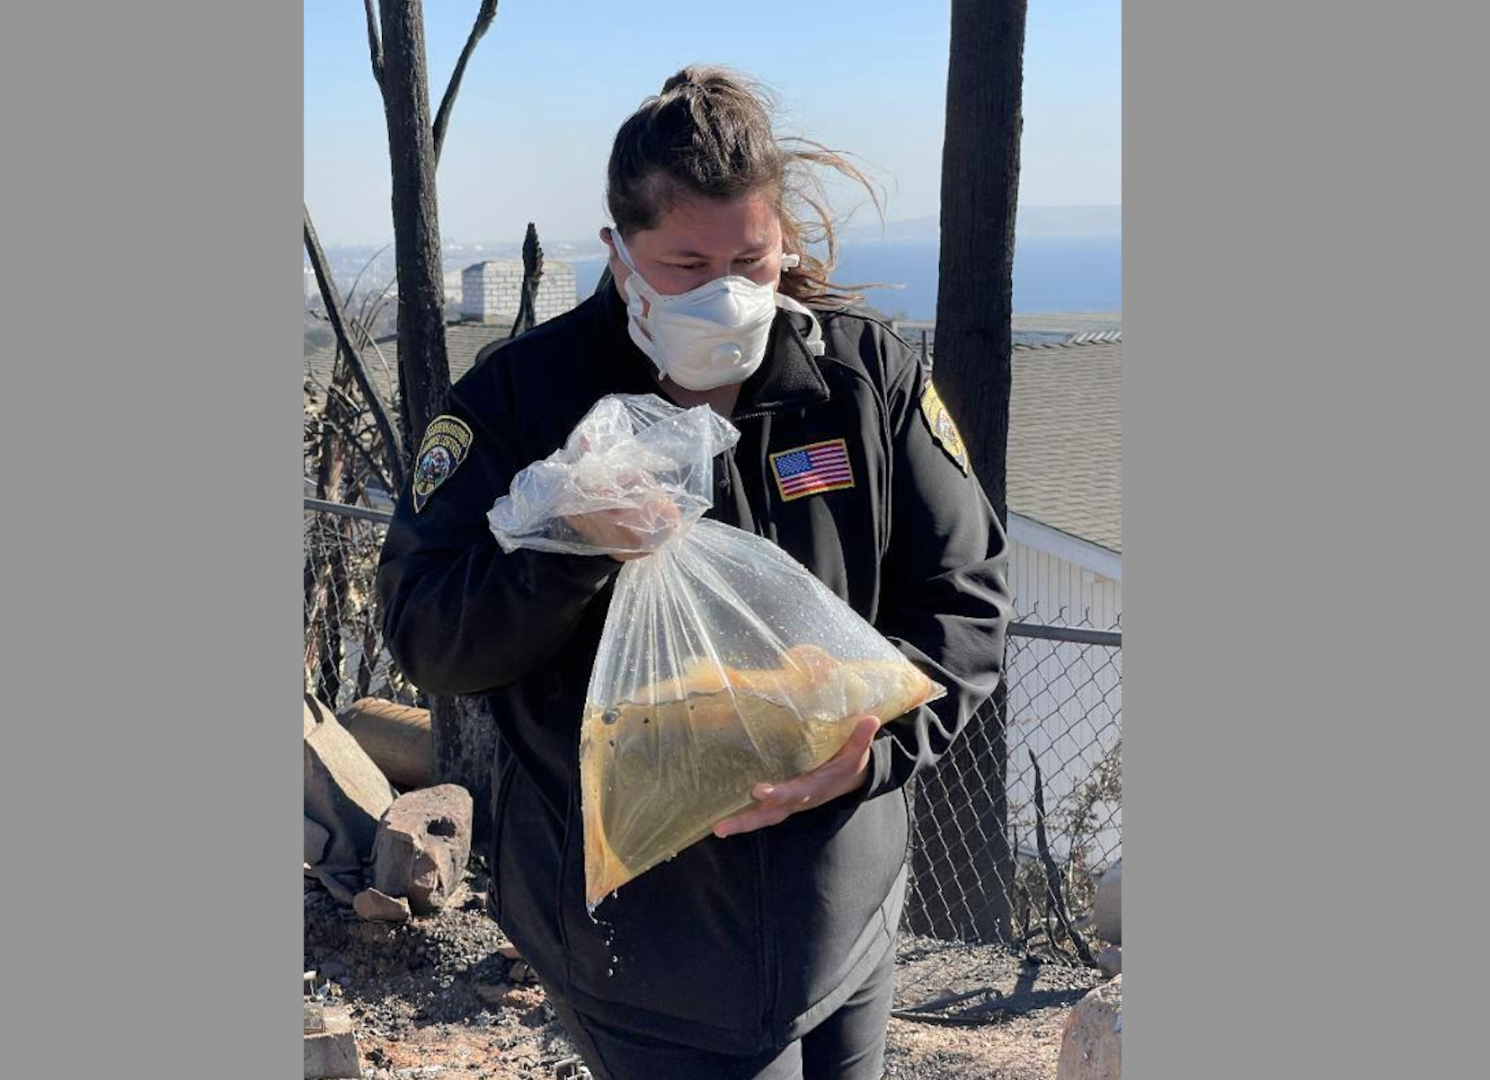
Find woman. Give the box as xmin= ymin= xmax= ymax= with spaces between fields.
xmin=377 ymin=66 xmax=1011 ymax=1080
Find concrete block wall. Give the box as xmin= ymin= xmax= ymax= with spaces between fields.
xmin=461 ymin=261 xmax=578 ymax=325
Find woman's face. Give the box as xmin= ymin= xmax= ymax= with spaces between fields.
xmin=603 ymin=188 xmax=784 ymax=301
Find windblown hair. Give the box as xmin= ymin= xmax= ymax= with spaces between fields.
xmin=606 ymin=65 xmax=881 ymax=307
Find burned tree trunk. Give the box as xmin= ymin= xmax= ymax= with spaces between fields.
xmin=364 ymin=1 xmax=500 ymax=841
xmin=907 ymin=0 xmax=1027 ymax=945
xmin=377 ymin=0 xmax=451 ymax=455
xmin=508 ymin=222 xmax=544 ymax=339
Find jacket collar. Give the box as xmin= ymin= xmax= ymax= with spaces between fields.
xmin=600 ymin=280 xmax=830 ymax=416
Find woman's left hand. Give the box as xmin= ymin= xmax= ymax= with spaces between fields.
xmin=712 ymin=716 xmax=881 ymax=838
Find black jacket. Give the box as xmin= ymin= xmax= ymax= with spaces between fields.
xmin=376 ymin=284 xmax=1011 ymax=1053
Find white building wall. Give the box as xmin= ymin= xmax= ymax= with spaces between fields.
xmin=1007 ymin=539 xmax=1121 ymax=629
xmin=1003 ymin=533 xmax=1122 ymax=870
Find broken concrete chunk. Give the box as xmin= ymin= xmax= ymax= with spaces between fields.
xmin=372 ymin=784 xmax=473 ymax=915
xmin=354 ymin=887 xmax=412 ymax=923
xmin=304 ymin=1006 xmax=360 ymax=1079
xmin=1097 ymin=944 xmax=1122 ymax=977
xmin=305 ymin=816 xmax=331 ymax=867
xmin=1056 ymin=974 xmax=1121 ymax=1080
xmin=1093 ymin=859 xmax=1121 ymax=944
xmin=305 ymin=695 xmax=395 ymax=870
xmin=314 ymin=865 xmax=362 ymax=906
xmin=555 ymin=1056 xmax=594 ymax=1080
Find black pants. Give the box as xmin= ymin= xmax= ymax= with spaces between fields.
xmin=545 ymin=941 xmax=897 ymax=1080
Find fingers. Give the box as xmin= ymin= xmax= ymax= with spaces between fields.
xmin=567 ymin=501 xmax=681 ymax=556
xmin=712 ymin=716 xmax=881 ymax=838
xmin=840 ymin=714 xmax=882 ymax=753
xmin=712 ymin=803 xmax=794 ymax=838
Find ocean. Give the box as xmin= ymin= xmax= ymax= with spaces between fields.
xmin=569 ymin=234 xmax=1121 ymax=321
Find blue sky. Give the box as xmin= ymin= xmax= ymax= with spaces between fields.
xmin=304 ymin=0 xmax=1121 ymax=246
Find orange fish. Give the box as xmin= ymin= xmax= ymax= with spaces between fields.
xmin=581 ymin=645 xmax=942 ymax=907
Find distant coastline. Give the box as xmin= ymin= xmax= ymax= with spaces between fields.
xmin=567 ymin=233 xmax=1122 ymax=320
xmin=319 ymin=206 xmax=1122 ymax=322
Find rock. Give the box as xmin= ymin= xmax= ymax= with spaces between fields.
xmin=1056 ymin=975 xmax=1121 ymax=1080
xmin=372 ymin=784 xmax=473 ymax=915
xmin=1093 ymin=860 xmax=1121 ymax=944
xmin=304 ymin=1005 xmax=361 ymax=1078
xmin=496 ymin=941 xmax=522 ymax=960
xmin=354 ymin=887 xmax=412 ymax=923
xmin=1097 ymin=944 xmax=1122 ymax=977
xmin=318 ymin=958 xmax=349 ymax=980
xmin=304 ymin=1000 xmax=325 ymax=1034
xmin=314 ymin=865 xmax=361 ymax=906
xmin=305 ymin=693 xmax=395 ymax=871
xmin=472 ymin=981 xmax=511 ymax=1008
xmin=475 ymin=980 xmax=545 ymax=1012
xmin=305 ymin=816 xmax=331 ymax=867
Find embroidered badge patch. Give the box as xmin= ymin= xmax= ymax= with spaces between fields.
xmin=412 ymin=415 xmax=474 ymax=513
xmin=770 ymin=438 xmax=855 ymax=502
xmin=920 ymin=382 xmax=970 ymax=475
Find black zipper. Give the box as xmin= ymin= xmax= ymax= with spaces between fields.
xmin=733 ymin=409 xmax=782 ymax=1040
xmin=754 ymin=412 xmax=777 ymax=542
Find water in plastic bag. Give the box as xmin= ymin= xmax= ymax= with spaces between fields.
xmin=488 ymin=394 xmax=944 ymax=908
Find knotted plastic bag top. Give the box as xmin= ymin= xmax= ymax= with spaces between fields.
xmin=487 ymin=393 xmax=738 ymax=557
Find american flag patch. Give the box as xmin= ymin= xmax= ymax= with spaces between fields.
xmin=770 ymin=439 xmax=855 ymax=502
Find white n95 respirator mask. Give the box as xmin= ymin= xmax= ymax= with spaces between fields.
xmin=609 ymin=227 xmax=821 ymax=391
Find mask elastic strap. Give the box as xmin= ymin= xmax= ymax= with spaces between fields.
xmin=776 ymin=293 xmax=826 ymax=356
xmin=608 ymin=226 xmax=639 ymax=274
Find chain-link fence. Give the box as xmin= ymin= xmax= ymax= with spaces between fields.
xmin=305 ymin=499 xmax=1121 ymax=957
xmin=903 ymin=609 xmax=1121 ymax=955
xmin=303 ymin=498 xmax=416 ymax=713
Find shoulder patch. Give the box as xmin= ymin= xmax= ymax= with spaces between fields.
xmin=920 ymin=382 xmax=971 ymax=476
xmin=412 ymin=415 xmax=474 ymax=513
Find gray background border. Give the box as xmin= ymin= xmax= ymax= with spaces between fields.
xmin=1127 ymin=2 xmax=1486 ymax=1077
xmin=4 ymin=1 xmax=1486 ymax=1077
xmin=3 ymin=3 xmax=303 ymax=1076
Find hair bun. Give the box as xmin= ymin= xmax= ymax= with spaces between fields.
xmin=661 ymin=67 xmax=702 ymax=95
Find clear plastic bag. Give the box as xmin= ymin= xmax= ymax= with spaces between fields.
xmin=489 ymin=394 xmax=945 ymax=908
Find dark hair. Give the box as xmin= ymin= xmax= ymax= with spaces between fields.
xmin=605 ymin=65 xmax=880 ymax=307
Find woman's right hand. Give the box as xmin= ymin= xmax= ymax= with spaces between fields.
xmin=564 ymin=492 xmax=682 ymax=561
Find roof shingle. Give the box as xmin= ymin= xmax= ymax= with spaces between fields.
xmin=1005 ymin=341 xmax=1121 ymax=553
